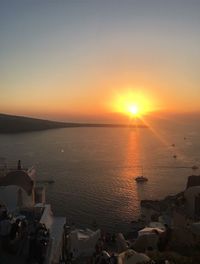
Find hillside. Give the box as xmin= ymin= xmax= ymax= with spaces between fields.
xmin=0 ymin=113 xmax=81 ymax=133
xmin=0 ymin=113 xmax=147 ymax=133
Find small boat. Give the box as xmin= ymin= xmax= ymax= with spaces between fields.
xmin=37 ymin=179 xmax=55 ymax=184
xmin=135 ymin=166 xmax=148 ymax=183
xmin=135 ymin=176 xmax=148 ymax=182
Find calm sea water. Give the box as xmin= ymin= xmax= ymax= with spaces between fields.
xmin=0 ymin=114 xmax=200 ymax=232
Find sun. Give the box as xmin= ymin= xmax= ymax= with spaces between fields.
xmin=128 ymin=104 xmax=139 ymax=116
xmin=110 ymin=90 xmax=152 ymax=117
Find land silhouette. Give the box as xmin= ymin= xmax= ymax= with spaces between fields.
xmin=0 ymin=113 xmax=147 ymax=133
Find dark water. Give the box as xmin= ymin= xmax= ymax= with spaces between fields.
xmin=0 ymin=114 xmax=200 ymax=232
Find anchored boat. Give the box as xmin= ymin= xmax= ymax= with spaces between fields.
xmin=135 ymin=166 xmax=148 ymax=183
xmin=135 ymin=176 xmax=148 ymax=183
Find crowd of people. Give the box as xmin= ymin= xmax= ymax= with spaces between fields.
xmin=0 ymin=204 xmax=50 ymax=264
xmin=88 ymin=233 xmax=118 ymax=264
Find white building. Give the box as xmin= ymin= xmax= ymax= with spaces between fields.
xmin=184 ymin=186 xmax=200 ymax=218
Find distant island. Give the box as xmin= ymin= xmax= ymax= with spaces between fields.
xmin=0 ymin=113 xmax=147 ymax=133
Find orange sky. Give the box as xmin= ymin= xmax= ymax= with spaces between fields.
xmin=1 ymin=1 xmax=200 ymax=122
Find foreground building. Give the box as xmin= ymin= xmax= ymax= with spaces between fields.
xmin=0 ymin=161 xmax=66 ymax=264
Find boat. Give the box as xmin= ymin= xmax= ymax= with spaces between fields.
xmin=192 ymin=165 xmax=199 ymax=170
xmin=0 ymin=160 xmax=67 ymax=264
xmin=36 ymin=179 xmax=55 ymax=184
xmin=135 ymin=166 xmax=148 ymax=183
xmin=135 ymin=176 xmax=148 ymax=183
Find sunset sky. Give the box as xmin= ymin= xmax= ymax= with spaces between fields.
xmin=1 ymin=0 xmax=200 ymax=122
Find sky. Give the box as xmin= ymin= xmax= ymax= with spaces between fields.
xmin=0 ymin=0 xmax=200 ymax=122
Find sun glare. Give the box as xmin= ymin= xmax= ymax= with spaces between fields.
xmin=129 ymin=104 xmax=139 ymax=116
xmin=110 ymin=90 xmax=153 ymax=117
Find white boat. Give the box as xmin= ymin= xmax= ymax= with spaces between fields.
xmin=0 ymin=160 xmax=67 ymax=264
xmin=135 ymin=167 xmax=148 ymax=183
xmin=135 ymin=176 xmax=148 ymax=183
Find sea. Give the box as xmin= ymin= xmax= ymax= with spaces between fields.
xmin=0 ymin=114 xmax=200 ymax=233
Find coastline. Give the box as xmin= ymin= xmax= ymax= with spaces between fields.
xmin=0 ymin=113 xmax=147 ymax=134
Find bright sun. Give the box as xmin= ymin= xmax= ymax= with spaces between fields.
xmin=128 ymin=104 xmax=139 ymax=116
xmin=110 ymin=90 xmax=153 ymax=117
